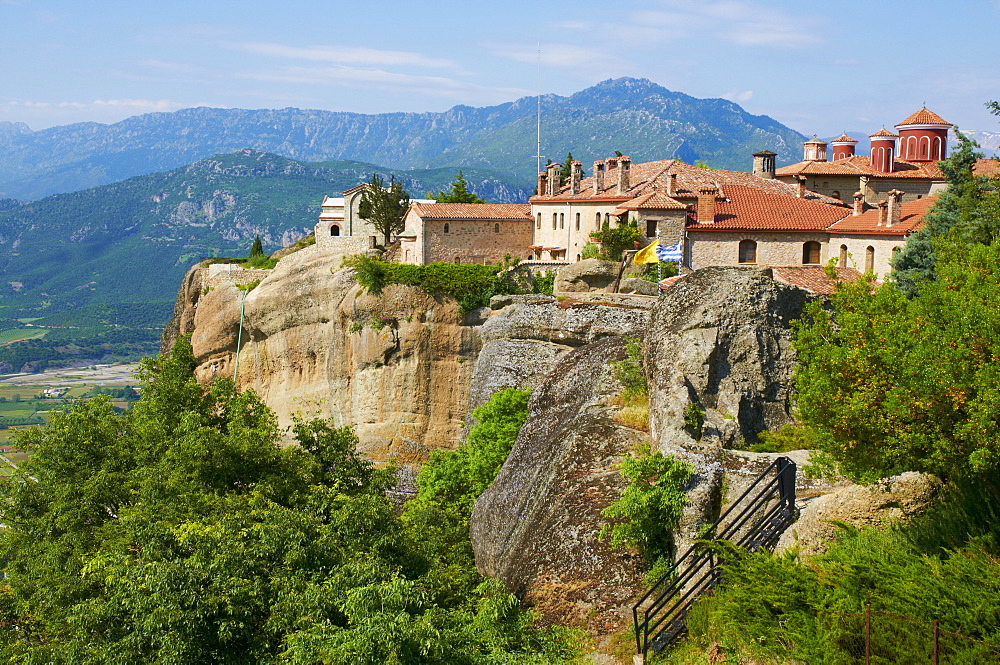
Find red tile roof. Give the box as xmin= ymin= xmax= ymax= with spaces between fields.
xmin=771 ymin=267 xmax=865 ymax=295
xmin=832 ymin=134 xmax=858 ymax=143
xmin=408 ymin=202 xmax=532 ymax=220
xmin=613 ymin=191 xmax=687 ymax=213
xmin=531 ymin=158 xmax=845 ymax=206
xmin=896 ymin=107 xmax=951 ymax=127
xmin=687 ymin=184 xmax=850 ymax=231
xmin=777 ymin=155 xmax=940 ymax=179
xmin=827 ymin=195 xmax=936 ymax=235
xmin=870 ymin=127 xmax=899 ymax=138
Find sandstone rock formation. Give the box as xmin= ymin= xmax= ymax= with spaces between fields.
xmin=776 ymin=472 xmax=942 ymax=555
xmin=470 ymin=336 xmax=647 ymax=642
xmin=554 ymin=258 xmax=618 ymax=292
xmin=163 ymin=246 xmax=481 ymax=465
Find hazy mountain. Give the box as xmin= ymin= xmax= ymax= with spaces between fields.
xmin=0 ymin=150 xmax=529 ymax=317
xmin=0 ymin=78 xmax=807 ymax=200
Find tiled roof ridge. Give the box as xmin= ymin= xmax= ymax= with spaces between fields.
xmin=409 ymin=202 xmax=531 ymax=220
xmin=870 ymin=127 xmax=898 ymax=138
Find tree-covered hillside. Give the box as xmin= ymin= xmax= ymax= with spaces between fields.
xmin=0 ymin=150 xmax=527 ymax=322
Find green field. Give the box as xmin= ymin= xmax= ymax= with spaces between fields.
xmin=0 ymin=328 xmax=48 ymax=344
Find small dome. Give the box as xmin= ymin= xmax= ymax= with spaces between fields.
xmin=895 ymin=107 xmax=951 ymax=127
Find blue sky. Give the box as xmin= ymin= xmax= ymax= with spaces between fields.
xmin=3 ymin=0 xmax=999 ymax=139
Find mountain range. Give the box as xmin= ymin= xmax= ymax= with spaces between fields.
xmin=0 ymin=150 xmax=529 ymax=318
xmin=0 ymin=78 xmax=806 ymax=201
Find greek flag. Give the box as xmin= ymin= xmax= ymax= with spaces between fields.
xmin=657 ymin=239 xmax=683 ymax=262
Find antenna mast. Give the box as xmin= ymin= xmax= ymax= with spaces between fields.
xmin=536 ymin=43 xmax=542 ymax=175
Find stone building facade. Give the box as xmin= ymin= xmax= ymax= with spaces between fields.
xmin=398 ymin=203 xmax=533 ymax=265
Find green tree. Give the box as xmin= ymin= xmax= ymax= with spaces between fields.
xmin=249 ymin=234 xmax=264 ymax=258
xmin=559 ymin=152 xmax=583 ymax=181
xmin=0 ymin=339 xmax=577 ymax=663
xmin=358 ymin=173 xmax=411 ymax=245
xmin=892 ymin=131 xmax=1000 ymax=295
xmin=429 ymin=171 xmax=486 ymax=203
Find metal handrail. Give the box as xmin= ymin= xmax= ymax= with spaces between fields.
xmin=633 ymin=456 xmax=797 ymax=657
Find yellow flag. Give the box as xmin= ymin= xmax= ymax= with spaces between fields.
xmin=632 ymin=239 xmax=660 ymax=265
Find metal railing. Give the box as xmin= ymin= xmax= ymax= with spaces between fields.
xmin=633 ymin=456 xmax=797 ymax=658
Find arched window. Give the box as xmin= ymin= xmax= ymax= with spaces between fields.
xmin=444 ymin=223 xmax=450 ymax=234
xmin=839 ymin=244 xmax=848 ymax=267
xmin=455 ymin=256 xmax=461 ymax=263
xmin=802 ymin=241 xmax=821 ymax=265
xmin=494 ymin=223 xmax=500 ymax=234
xmin=536 ymin=213 xmax=541 ymax=229
xmin=559 ymin=213 xmax=564 ymax=229
xmin=575 ymin=213 xmax=581 ymax=231
xmin=330 ymin=225 xmax=341 ymax=237
xmin=891 ymin=246 xmax=901 ymax=270
xmin=595 ymin=212 xmax=601 ymax=230
xmin=865 ymin=246 xmax=875 ymax=272
xmin=738 ymin=239 xmax=757 ymax=264
xmin=552 ymin=213 xmax=557 ymax=230
xmin=576 ymin=253 xmax=582 ymax=262
xmin=604 ymin=212 xmax=610 ymax=226
xmin=831 ymin=190 xmax=841 ymax=201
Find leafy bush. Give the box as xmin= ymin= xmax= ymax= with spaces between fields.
xmin=612 ymin=339 xmax=649 ymax=431
xmin=601 ymin=444 xmax=693 ymax=582
xmin=749 ymin=422 xmax=824 ymax=453
xmin=345 ymin=255 xmax=534 ymax=313
xmin=683 ymin=402 xmax=705 ymax=439
xmin=592 ymin=220 xmax=642 ymax=260
xmin=531 ymin=271 xmax=555 ymax=294
xmin=581 ymin=242 xmax=601 ymax=259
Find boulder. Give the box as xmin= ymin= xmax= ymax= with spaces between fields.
xmin=776 ymin=472 xmax=942 ymax=555
xmin=644 ymin=266 xmax=814 ymax=553
xmin=467 ymin=298 xmax=649 ymax=413
xmin=617 ymin=277 xmax=658 ymax=296
xmin=554 ymin=258 xmax=619 ymax=293
xmin=470 ymin=336 xmax=647 ymax=640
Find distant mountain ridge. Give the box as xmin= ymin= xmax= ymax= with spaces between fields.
xmin=0 ymin=150 xmax=530 ymax=316
xmin=0 ymin=78 xmax=807 ymax=200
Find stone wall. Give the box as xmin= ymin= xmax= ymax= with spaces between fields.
xmin=204 ymin=263 xmax=272 ymax=289
xmin=314 ymin=233 xmax=376 ymax=253
xmin=688 ymin=230 xmax=830 ymax=270
xmin=829 ymin=234 xmax=907 ymax=277
xmin=418 ymin=218 xmax=533 ymax=265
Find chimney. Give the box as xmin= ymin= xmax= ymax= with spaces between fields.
xmin=696 ymin=187 xmax=718 ymax=223
xmin=617 ymin=156 xmax=631 ymax=194
xmin=537 ymin=172 xmax=547 ymax=197
xmin=752 ymin=150 xmax=776 ymax=179
xmin=853 ymin=191 xmax=865 ymax=216
xmin=796 ymin=175 xmax=807 ymax=199
xmin=570 ymin=161 xmax=582 ymax=194
xmin=593 ymin=160 xmax=605 ymax=194
xmin=877 ymin=200 xmax=888 ymax=226
xmin=667 ymin=173 xmax=678 ymax=197
xmin=886 ymin=189 xmax=903 ymax=226
xmin=606 ymin=156 xmax=619 ymax=170
xmin=546 ymin=162 xmax=561 ymax=197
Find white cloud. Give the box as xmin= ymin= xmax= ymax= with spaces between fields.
xmin=626 ymin=0 xmax=824 ymax=49
xmin=241 ymin=65 xmax=531 ymax=104
xmin=723 ymin=90 xmax=754 ymax=103
xmin=235 ymin=42 xmax=455 ymax=69
xmin=2 ymin=98 xmax=182 ymax=113
xmin=486 ymin=42 xmax=632 ymax=80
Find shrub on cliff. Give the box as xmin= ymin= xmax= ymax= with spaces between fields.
xmin=0 ymin=340 xmax=577 ymax=664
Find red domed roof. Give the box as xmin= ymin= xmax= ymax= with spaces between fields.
xmin=831 ymin=134 xmax=858 ymax=143
xmin=895 ymin=107 xmax=951 ymax=127
xmin=869 ymin=127 xmax=898 ymax=138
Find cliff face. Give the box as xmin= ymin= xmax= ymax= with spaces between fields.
xmin=164 ymin=246 xmax=482 ymax=464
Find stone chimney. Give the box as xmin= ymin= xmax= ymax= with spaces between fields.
xmin=667 ymin=173 xmax=678 ymax=197
xmin=753 ymin=150 xmax=777 ymax=179
xmin=570 ymin=161 xmax=582 ymax=194
xmin=537 ymin=172 xmax=547 ymax=197
xmin=796 ymin=175 xmax=807 ymax=199
xmin=593 ymin=161 xmax=605 ymax=194
xmin=853 ymin=191 xmax=865 ymax=216
xmin=696 ymin=187 xmax=718 ymax=223
xmin=546 ymin=162 xmax=561 ymax=197
xmin=877 ymin=200 xmax=889 ymax=226
xmin=886 ymin=189 xmax=904 ymax=226
xmin=617 ymin=156 xmax=631 ymax=194
xmin=606 ymin=156 xmax=619 ymax=170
